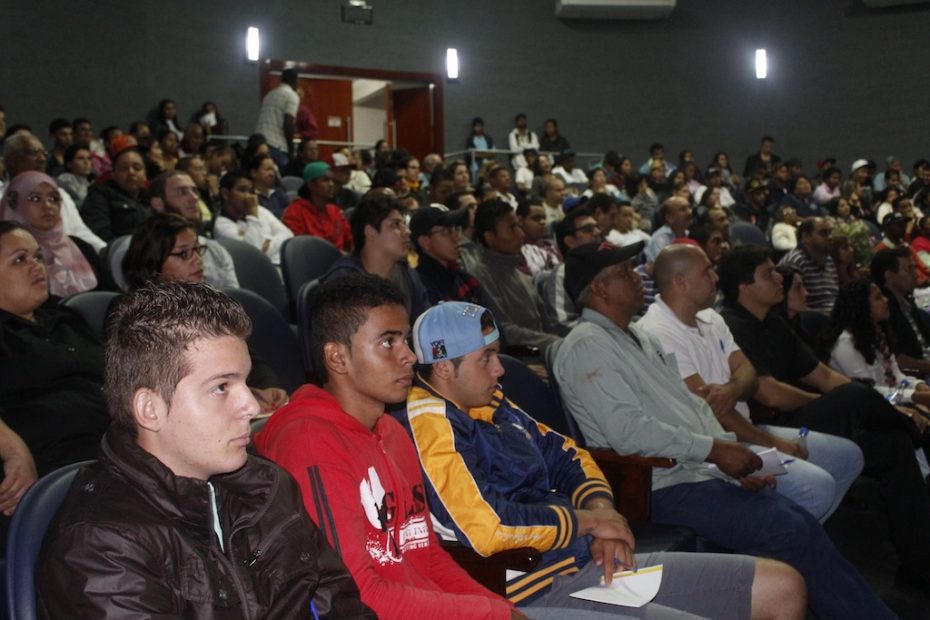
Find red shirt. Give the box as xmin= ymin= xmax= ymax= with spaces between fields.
xmin=282 ymin=197 xmax=353 ymax=251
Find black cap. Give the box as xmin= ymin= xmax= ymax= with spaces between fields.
xmin=564 ymin=241 xmax=645 ymax=304
xmin=409 ymin=207 xmax=469 ymax=249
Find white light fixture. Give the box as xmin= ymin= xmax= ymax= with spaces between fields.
xmin=246 ymin=27 xmax=260 ymax=63
xmin=755 ymin=48 xmax=767 ymax=79
xmin=446 ymin=48 xmax=459 ymax=81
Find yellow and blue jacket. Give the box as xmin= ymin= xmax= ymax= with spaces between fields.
xmin=392 ymin=375 xmax=613 ymax=605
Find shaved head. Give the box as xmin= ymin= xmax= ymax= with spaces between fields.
xmin=653 ymin=244 xmax=705 ymax=295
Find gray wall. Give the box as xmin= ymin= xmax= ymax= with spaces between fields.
xmin=3 ymin=0 xmax=928 ymax=174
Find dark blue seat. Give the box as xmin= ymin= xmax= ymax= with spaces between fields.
xmin=222 ymin=288 xmax=306 ymax=394
xmin=214 ymin=237 xmax=289 ymax=319
xmin=295 ymin=279 xmax=321 ymax=375
xmin=5 ymin=460 xmax=90 ymax=620
xmin=729 ymin=221 xmax=769 ymax=248
xmin=280 ymin=236 xmax=341 ymax=306
xmin=61 ymin=291 xmax=119 ymax=339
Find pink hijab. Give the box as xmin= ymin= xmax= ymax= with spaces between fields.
xmin=0 ymin=171 xmax=97 ymax=297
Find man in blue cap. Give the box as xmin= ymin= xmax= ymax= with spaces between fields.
xmin=394 ymin=299 xmax=805 ymax=618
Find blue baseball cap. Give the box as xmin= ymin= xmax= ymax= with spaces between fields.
xmin=412 ymin=302 xmax=500 ymax=364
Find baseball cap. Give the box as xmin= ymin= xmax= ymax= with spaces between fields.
xmin=409 ymin=207 xmax=469 ymax=246
xmin=108 ymin=134 xmax=139 ymax=160
xmin=881 ymin=211 xmax=907 ymax=226
xmin=850 ymin=158 xmax=869 ymax=173
xmin=748 ymin=179 xmax=767 ymax=193
xmin=303 ymin=161 xmax=331 ymax=182
xmin=412 ymin=302 xmax=500 ymax=364
xmin=564 ymin=241 xmax=645 ymax=305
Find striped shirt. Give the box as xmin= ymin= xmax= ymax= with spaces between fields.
xmin=778 ymin=246 xmax=839 ymax=314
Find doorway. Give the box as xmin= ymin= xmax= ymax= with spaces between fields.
xmin=259 ymin=60 xmax=444 ymax=161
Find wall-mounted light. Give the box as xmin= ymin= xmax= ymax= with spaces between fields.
xmin=446 ymin=48 xmax=459 ymax=81
xmin=246 ymin=27 xmax=260 ymax=63
xmin=755 ymin=48 xmax=767 ymax=79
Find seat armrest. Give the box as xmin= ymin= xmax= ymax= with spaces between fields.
xmin=587 ymin=449 xmax=676 ymax=522
xmin=441 ymin=541 xmax=541 ymax=596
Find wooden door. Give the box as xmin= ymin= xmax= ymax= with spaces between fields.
xmin=300 ymin=77 xmax=353 ymax=162
xmin=392 ymin=86 xmax=434 ymax=160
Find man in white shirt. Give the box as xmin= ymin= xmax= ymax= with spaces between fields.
xmin=638 ymin=244 xmax=863 ymax=523
xmin=255 ymin=68 xmax=300 ymax=167
xmin=551 ymin=150 xmax=588 ymax=191
xmin=507 ymin=113 xmax=539 ymax=170
xmin=213 ymin=170 xmax=293 ymax=266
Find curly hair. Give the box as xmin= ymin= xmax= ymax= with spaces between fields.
xmin=820 ymin=279 xmax=891 ymax=365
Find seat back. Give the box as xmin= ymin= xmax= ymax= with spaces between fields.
xmin=104 ymin=235 xmax=132 ymax=291
xmin=295 ymin=279 xmax=321 ymax=375
xmin=497 ymin=354 xmax=574 ymax=437
xmin=61 ymin=291 xmax=119 ymax=339
xmin=729 ymin=221 xmax=769 ymax=248
xmin=214 ymin=238 xmax=289 ymax=319
xmin=222 ymin=288 xmax=306 ymax=394
xmin=6 ymin=460 xmax=91 ymax=620
xmin=280 ymin=236 xmax=341 ymax=303
xmin=280 ymin=176 xmax=304 ymax=193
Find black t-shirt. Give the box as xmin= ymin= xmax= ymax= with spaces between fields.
xmin=720 ymin=302 xmax=819 ymax=385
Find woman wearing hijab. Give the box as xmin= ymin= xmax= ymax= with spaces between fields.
xmin=0 ymin=171 xmax=100 ymax=297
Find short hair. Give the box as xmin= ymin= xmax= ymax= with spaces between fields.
xmin=129 ymin=120 xmax=149 ymax=134
xmin=2 ymin=132 xmax=36 ymax=160
xmin=797 ymin=217 xmax=819 ymax=238
xmin=429 ymin=167 xmax=453 ymax=188
xmin=122 ymin=213 xmax=197 ymax=290
xmin=219 ymin=168 xmax=252 ymax=191
xmin=515 ymin=195 xmax=543 ymax=218
xmin=822 ymin=166 xmax=841 ymax=179
xmin=99 ymin=125 xmax=121 ymax=142
xmin=586 ymin=193 xmax=616 ymax=216
xmin=63 ymin=144 xmax=90 ymax=167
xmin=555 ymin=206 xmax=593 ymax=255
xmin=473 ymin=198 xmax=513 ymax=247
xmin=761 ymin=135 xmax=775 ymax=144
xmin=870 ymin=246 xmax=911 ymax=289
xmin=72 ymin=117 xmax=92 ymax=131
xmin=148 ymin=170 xmax=191 ymax=202
xmin=350 ymin=194 xmax=403 ymax=254
xmin=444 ymin=188 xmax=475 ymax=211
xmin=246 ymin=153 xmax=273 ymax=173
xmin=177 ymin=155 xmax=204 ymax=174
xmin=786 ymin=174 xmax=811 ymax=194
xmin=104 ymin=280 xmax=251 ymax=431
xmin=688 ymin=222 xmax=722 ymax=249
xmin=716 ymin=244 xmax=772 ymax=305
xmin=649 ymin=142 xmax=664 ymax=154
xmin=514 ymin=113 xmax=527 ymax=123
xmin=281 ymin=68 xmax=299 ymax=87
xmin=48 ymin=118 xmax=70 ymax=135
xmin=0 ymin=220 xmax=27 ymax=241
xmin=309 ymin=273 xmax=406 ymax=384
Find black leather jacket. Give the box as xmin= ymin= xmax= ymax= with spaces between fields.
xmin=37 ymin=428 xmax=374 ymax=619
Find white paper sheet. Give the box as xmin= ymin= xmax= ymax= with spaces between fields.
xmin=749 ymin=447 xmax=788 ymax=477
xmin=569 ymin=564 xmax=663 ymax=607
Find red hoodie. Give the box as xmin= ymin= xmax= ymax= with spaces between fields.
xmin=254 ymin=384 xmax=513 ymax=620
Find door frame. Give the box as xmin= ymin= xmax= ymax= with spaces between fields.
xmin=259 ymin=59 xmax=444 ymax=154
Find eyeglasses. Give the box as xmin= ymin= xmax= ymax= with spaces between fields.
xmin=167 ymin=245 xmax=207 ymax=261
xmin=572 ymin=223 xmax=601 ymax=235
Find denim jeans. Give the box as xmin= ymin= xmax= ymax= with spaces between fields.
xmin=653 ymin=480 xmax=894 ymax=619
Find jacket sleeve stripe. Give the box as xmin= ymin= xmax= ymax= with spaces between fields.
xmin=505 ymin=557 xmax=580 ymax=602
xmin=571 ymin=479 xmax=614 ymax=509
xmin=306 ymin=465 xmax=341 ymax=555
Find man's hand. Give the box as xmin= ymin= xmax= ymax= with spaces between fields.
xmin=696 ymin=382 xmax=740 ymax=417
xmin=575 ymin=508 xmax=636 ymax=551
xmin=707 ymin=440 xmax=762 ymax=479
xmin=246 ymin=193 xmax=259 ymax=218
xmin=772 ymin=437 xmax=809 ymax=460
xmin=739 ymin=475 xmax=776 ymax=492
xmin=0 ymin=449 xmax=37 ymax=516
xmin=589 ymin=537 xmax=636 ymax=584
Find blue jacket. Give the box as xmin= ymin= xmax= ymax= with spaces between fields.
xmin=393 ymin=376 xmax=613 ymax=604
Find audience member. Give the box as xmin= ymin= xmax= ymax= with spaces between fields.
xmin=552 ymin=241 xmax=893 ymax=618
xmin=718 ymin=245 xmax=930 ymax=592
xmin=81 ymin=140 xmax=151 ymax=241
xmin=538 ymin=118 xmax=570 ymax=154
xmin=213 ymin=169 xmax=293 ymax=265
xmin=37 ymin=280 xmax=372 ymax=618
xmin=827 ymin=196 xmax=874 ymax=266
xmin=871 ymin=247 xmax=930 ymax=376
xmin=0 ymin=172 xmax=100 ymax=296
xmin=771 ymin=205 xmax=799 ymax=252
xmin=283 ymin=161 xmax=353 ymax=251
xmin=844 ymin=158 xmax=875 ymax=215
xmin=540 ymin=175 xmax=567 ymax=225
xmin=44 ymin=118 xmax=72 ymax=177
xmin=425 ymin=168 xmax=454 ymax=208
xmin=149 ymin=98 xmax=183 ymax=139
xmin=464 ymin=116 xmax=494 ymax=169
xmin=743 ymin=135 xmax=780 ymax=178
xmin=777 ymin=217 xmax=839 ymax=314
xmin=56 ymin=144 xmax=93 ymax=207
xmin=643 ymin=196 xmax=691 ymax=262
xmin=639 ymin=244 xmax=863 ymax=522
xmin=487 ymin=165 xmax=518 ymax=209
xmin=330 ymin=152 xmax=361 ymax=211
xmin=255 ymin=68 xmax=299 ymax=166
xmin=248 ymin=153 xmax=289 ymax=218
xmin=396 ymin=301 xmax=805 ymax=617
xmin=177 ymin=122 xmax=206 ymax=158
xmin=468 ymin=199 xmax=561 ymax=349
xmin=507 ymin=113 xmax=539 ymax=169
xmin=176 ymin=155 xmax=216 ymax=226
xmin=830 ymin=234 xmax=862 ymax=287
xmin=637 ymin=142 xmax=674 ymax=177
xmin=448 ymin=159 xmax=472 ymax=193
xmin=551 ymin=149 xmax=588 ymax=191
xmin=517 ymin=197 xmax=560 ymax=276
xmin=812 ymin=167 xmax=842 ymax=206
xmin=606 ymin=202 xmax=650 ymax=247
xmin=780 ymin=175 xmax=821 ymax=218
xmin=323 ymin=195 xmax=429 ymax=322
